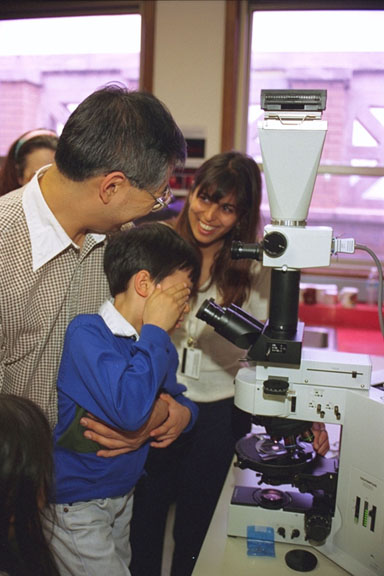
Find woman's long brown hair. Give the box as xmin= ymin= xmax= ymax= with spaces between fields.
xmin=173 ymin=151 xmax=262 ymax=307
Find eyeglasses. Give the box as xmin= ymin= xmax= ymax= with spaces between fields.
xmin=146 ymin=185 xmax=174 ymax=212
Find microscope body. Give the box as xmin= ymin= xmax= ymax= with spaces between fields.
xmin=227 ymin=349 xmax=384 ymax=576
xmin=196 ymin=90 xmax=384 ymax=575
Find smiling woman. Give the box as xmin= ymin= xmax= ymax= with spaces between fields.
xmin=187 ymin=189 xmax=238 ymax=248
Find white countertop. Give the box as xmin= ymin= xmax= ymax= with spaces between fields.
xmin=192 ymin=355 xmax=384 ymax=576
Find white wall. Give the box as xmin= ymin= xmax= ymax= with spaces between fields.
xmin=153 ymin=0 xmax=226 ymax=161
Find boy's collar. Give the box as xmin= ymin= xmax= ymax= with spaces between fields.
xmin=98 ymin=300 xmax=139 ymax=340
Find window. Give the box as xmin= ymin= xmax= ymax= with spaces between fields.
xmin=0 ymin=13 xmax=141 ymax=155
xmin=247 ymin=8 xmax=384 ymax=266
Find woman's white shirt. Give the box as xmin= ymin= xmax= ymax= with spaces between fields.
xmin=172 ymin=261 xmax=270 ymax=403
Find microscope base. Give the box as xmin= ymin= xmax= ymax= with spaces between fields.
xmin=228 ymin=484 xmax=319 ymax=546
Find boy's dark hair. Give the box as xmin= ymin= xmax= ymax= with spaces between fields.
xmin=55 ymin=84 xmax=186 ymax=192
xmin=104 ymin=223 xmax=200 ymax=297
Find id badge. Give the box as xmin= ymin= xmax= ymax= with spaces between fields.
xmin=181 ymin=346 xmax=202 ymax=379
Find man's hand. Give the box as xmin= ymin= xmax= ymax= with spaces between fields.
xmin=80 ymin=396 xmax=169 ymax=458
xmin=149 ymin=393 xmax=191 ymax=448
xmin=312 ymin=422 xmax=329 ymax=456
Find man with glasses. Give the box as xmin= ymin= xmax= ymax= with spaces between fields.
xmin=145 ymin=184 xmax=174 ymax=212
xmin=0 ymin=85 xmax=187 ymax=450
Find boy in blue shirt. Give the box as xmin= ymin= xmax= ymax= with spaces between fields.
xmin=44 ymin=223 xmax=200 ymax=576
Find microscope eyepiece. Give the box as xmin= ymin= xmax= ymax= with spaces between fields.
xmin=195 ymin=298 xmax=225 ymax=325
xmin=196 ymin=298 xmax=263 ymax=349
xmin=231 ymin=241 xmax=262 ymax=261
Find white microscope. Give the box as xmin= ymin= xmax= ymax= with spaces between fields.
xmin=197 ymin=90 xmax=384 ymax=576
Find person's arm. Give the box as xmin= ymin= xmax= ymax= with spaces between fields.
xmin=80 ymin=395 xmax=169 ymax=457
xmin=149 ymin=393 xmax=192 ymax=448
xmin=71 ymin=283 xmax=191 ymax=455
xmin=312 ymin=422 xmax=329 ymax=456
xmin=84 ymin=342 xmax=198 ymax=456
xmin=146 ymin=339 xmax=198 ymax=448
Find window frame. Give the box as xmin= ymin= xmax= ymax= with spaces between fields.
xmin=244 ymin=0 xmax=384 ymax=275
xmin=0 ymin=0 xmax=155 ymax=91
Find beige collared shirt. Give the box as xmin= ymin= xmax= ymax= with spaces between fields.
xmin=23 ymin=165 xmax=105 ymax=271
xmin=172 ymin=262 xmax=271 ymax=403
xmin=0 ymin=169 xmax=110 ymax=426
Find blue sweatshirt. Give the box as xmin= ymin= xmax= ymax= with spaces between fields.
xmin=53 ymin=304 xmax=198 ymax=504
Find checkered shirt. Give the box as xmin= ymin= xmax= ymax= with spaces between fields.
xmin=0 ymin=188 xmax=110 ymax=427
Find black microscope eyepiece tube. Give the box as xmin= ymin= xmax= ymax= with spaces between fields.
xmin=268 ymin=268 xmax=301 ymax=337
xmin=196 ymin=298 xmax=263 ymax=349
xmin=196 ymin=298 xmax=225 ymax=325
xmin=231 ymin=241 xmax=263 ymax=261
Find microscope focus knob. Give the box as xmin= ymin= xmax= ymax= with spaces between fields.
xmin=263 ymin=379 xmax=289 ymax=396
xmin=304 ymin=512 xmax=332 ymax=544
xmin=263 ymin=231 xmax=287 ymax=257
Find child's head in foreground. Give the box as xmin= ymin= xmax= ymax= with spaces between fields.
xmin=0 ymin=394 xmax=58 ymax=575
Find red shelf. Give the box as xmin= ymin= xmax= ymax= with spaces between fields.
xmin=336 ymin=328 xmax=384 ymax=355
xmin=299 ymin=303 xmax=381 ymax=330
xmin=299 ymin=303 xmax=384 ymax=355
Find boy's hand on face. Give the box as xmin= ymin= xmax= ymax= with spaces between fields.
xmin=143 ymin=282 xmax=190 ymax=333
xmin=149 ymin=393 xmax=191 ymax=448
